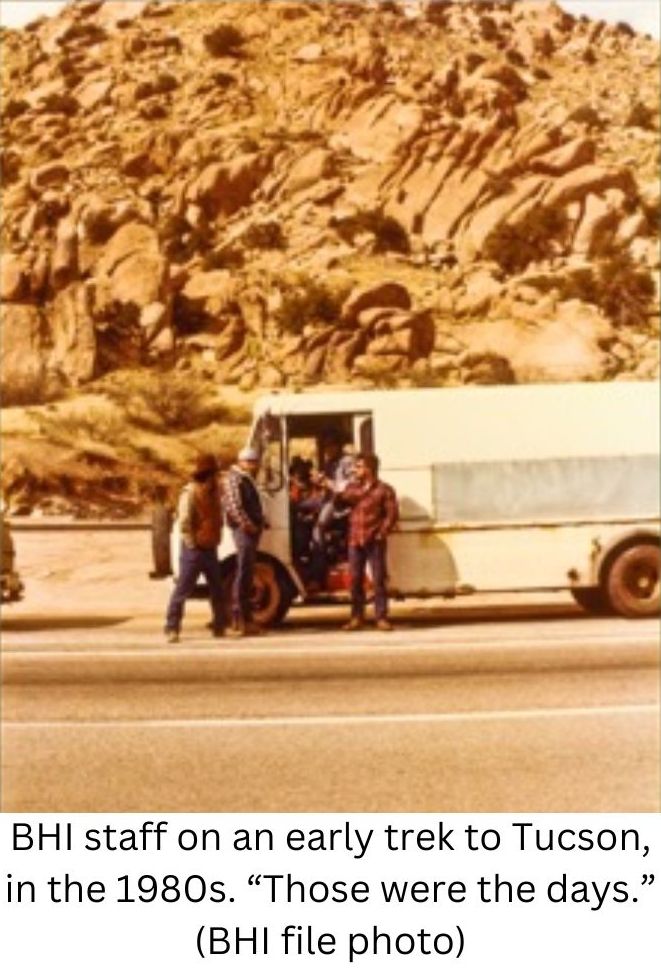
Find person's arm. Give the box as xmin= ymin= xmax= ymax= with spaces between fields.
xmin=338 ymin=482 xmax=365 ymax=507
xmin=178 ymin=485 xmax=195 ymax=547
xmin=379 ymin=485 xmax=399 ymax=537
xmin=224 ymin=473 xmax=258 ymax=533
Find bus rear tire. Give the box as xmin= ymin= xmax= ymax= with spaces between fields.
xmin=604 ymin=543 xmax=660 ymax=619
xmin=571 ymin=587 xmax=612 ymax=616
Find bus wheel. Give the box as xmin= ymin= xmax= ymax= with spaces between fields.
xmin=151 ymin=504 xmax=173 ymax=578
xmin=604 ymin=543 xmax=660 ymax=619
xmin=224 ymin=558 xmax=292 ymax=627
xmin=571 ymin=587 xmax=612 ymax=616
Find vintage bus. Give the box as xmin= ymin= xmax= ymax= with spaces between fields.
xmin=154 ymin=382 xmax=659 ymax=623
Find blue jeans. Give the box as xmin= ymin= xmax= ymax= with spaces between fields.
xmin=232 ymin=529 xmax=259 ymax=623
xmin=165 ymin=545 xmax=225 ymax=633
xmin=349 ymin=539 xmax=388 ymax=621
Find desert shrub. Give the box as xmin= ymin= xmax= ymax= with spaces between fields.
xmin=567 ymin=104 xmax=604 ymax=129
xmin=483 ymin=205 xmax=570 ymax=273
xmin=203 ymin=23 xmax=244 ymax=57
xmin=557 ymin=251 xmax=655 ymax=329
xmin=241 ymin=220 xmax=286 ymax=250
xmin=34 ymin=405 xmax=126 ymax=450
xmin=276 ymin=274 xmax=348 ymax=336
xmin=100 ymin=370 xmax=229 ymax=432
xmin=354 ymin=365 xmax=399 ymax=389
xmin=333 ymin=208 xmax=410 ymax=254
xmin=625 ymin=100 xmax=657 ymax=131
xmin=0 ymin=376 xmax=62 ymax=407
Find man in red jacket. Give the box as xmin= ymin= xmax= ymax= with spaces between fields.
xmin=338 ymin=453 xmax=399 ymax=632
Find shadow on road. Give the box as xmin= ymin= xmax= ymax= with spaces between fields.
xmin=1 ymin=616 xmax=132 ymax=632
xmin=281 ymin=601 xmax=586 ymax=631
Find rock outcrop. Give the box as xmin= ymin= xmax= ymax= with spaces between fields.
xmin=1 ymin=0 xmax=658 ymax=403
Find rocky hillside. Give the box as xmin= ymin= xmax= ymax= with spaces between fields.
xmin=1 ymin=0 xmax=659 ymax=511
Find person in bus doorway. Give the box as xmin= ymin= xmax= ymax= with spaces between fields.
xmin=223 ymin=446 xmax=266 ymax=637
xmin=338 ymin=452 xmax=399 ymax=632
xmin=164 ymin=453 xmax=225 ymax=644
xmin=313 ymin=430 xmax=355 ymax=546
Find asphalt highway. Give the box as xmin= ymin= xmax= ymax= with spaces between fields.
xmin=3 ymin=603 xmax=658 ymax=812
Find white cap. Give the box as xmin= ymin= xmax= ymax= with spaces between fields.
xmin=238 ymin=446 xmax=260 ymax=462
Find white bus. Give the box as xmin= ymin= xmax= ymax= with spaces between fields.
xmin=155 ymin=382 xmax=659 ymax=623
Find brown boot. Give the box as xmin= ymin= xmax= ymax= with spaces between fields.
xmin=342 ymin=617 xmax=363 ymax=632
xmin=243 ymin=621 xmax=265 ymax=636
xmin=375 ymin=618 xmax=394 ymax=632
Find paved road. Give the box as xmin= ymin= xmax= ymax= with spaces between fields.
xmin=3 ymin=600 xmax=658 ymax=812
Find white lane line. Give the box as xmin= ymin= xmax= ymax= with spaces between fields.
xmin=5 ymin=703 xmax=658 ymax=730
xmin=3 ymin=633 xmax=658 ymax=657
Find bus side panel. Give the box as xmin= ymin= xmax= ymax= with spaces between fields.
xmin=387 ymin=523 xmax=656 ymax=594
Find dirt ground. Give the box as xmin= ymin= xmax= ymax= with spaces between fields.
xmin=4 ymin=525 xmax=167 ymax=618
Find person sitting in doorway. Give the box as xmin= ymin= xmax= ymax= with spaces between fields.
xmin=313 ymin=430 xmax=355 ymax=548
xmin=289 ymin=456 xmax=326 ymax=589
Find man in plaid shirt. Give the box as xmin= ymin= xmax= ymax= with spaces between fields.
xmin=222 ymin=446 xmax=266 ymax=636
xmin=336 ymin=452 xmax=399 ymax=631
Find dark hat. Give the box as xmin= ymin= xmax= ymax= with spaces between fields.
xmin=193 ymin=453 xmax=219 ymax=476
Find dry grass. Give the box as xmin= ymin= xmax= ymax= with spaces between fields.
xmin=1 ymin=378 xmax=252 ymax=515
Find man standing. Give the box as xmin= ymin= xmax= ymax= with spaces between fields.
xmin=339 ymin=453 xmax=399 ymax=632
xmin=223 ymin=446 xmax=266 ymax=636
xmin=164 ymin=453 xmax=225 ymax=643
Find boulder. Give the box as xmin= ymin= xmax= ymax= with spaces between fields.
xmin=357 ymin=306 xmax=402 ymax=330
xmin=331 ymin=96 xmax=424 ymax=163
xmin=140 ymin=302 xmax=170 ymax=342
xmin=188 ymin=153 xmax=272 ymax=219
xmin=543 ymin=165 xmax=635 ymax=209
xmin=0 ymin=305 xmax=46 ymax=401
xmin=454 ymin=267 xmax=503 ymax=317
xmin=96 ymin=222 xmax=167 ymax=312
xmin=30 ymin=252 xmax=51 ymax=299
xmin=180 ymin=270 xmax=236 ymax=318
xmin=341 ymin=281 xmax=412 ymax=325
xmin=0 ymin=254 xmax=29 ymax=303
xmin=353 ymin=353 xmax=408 ymax=376
xmin=572 ymin=192 xmax=619 ymax=256
xmin=529 ymin=137 xmax=595 ymax=175
xmin=461 ymin=352 xmax=516 ymax=385
xmin=294 ymin=43 xmax=324 ymax=62
xmin=76 ymin=77 xmax=113 ymax=111
xmin=29 ymin=161 xmax=70 ymax=193
xmin=97 ymin=221 xmax=160 ymax=276
xmin=368 ymin=329 xmax=415 ymax=356
xmin=324 ymin=332 xmax=365 ymax=381
xmin=303 ymin=344 xmax=327 ymax=381
xmin=280 ymin=148 xmax=336 ymax=197
xmin=48 ymin=282 xmax=97 ymax=385
xmin=95 ymin=1 xmax=150 ymax=28
xmin=461 ymin=301 xmax=613 ymax=382
xmin=51 ymin=218 xmax=79 ymax=290
xmin=107 ymin=251 xmax=168 ymax=309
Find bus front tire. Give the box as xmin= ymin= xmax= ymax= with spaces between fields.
xmin=223 ymin=557 xmax=292 ymax=627
xmin=604 ymin=543 xmax=660 ymax=619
